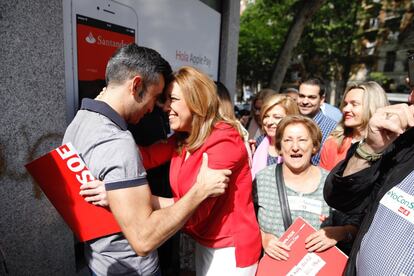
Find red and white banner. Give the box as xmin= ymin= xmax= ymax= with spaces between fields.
xmin=25 ymin=143 xmax=121 ymax=242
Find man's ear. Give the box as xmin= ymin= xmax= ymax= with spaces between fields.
xmin=320 ymin=95 xmax=325 ymax=106
xmin=131 ymin=75 xmax=143 ymax=97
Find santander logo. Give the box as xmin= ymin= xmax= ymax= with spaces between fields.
xmin=85 ymin=32 xmax=96 ymax=44
xmin=84 ymin=31 xmax=129 ymax=48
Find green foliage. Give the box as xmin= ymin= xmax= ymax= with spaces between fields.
xmin=238 ymin=0 xmax=296 ymax=86
xmin=296 ymin=1 xmax=360 ymax=80
xmin=238 ymin=0 xmax=361 ymax=86
xmin=368 ymin=71 xmax=389 ymax=85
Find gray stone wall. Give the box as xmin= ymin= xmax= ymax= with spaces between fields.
xmin=0 ymin=0 xmax=77 ymax=275
xmin=219 ymin=0 xmax=240 ymax=102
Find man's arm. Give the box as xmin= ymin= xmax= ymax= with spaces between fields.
xmin=139 ymin=136 xmax=176 ymax=170
xmin=107 ymin=153 xmax=231 ymax=256
xmin=305 ymin=225 xmax=358 ymax=252
xmin=150 ymin=195 xmax=174 ymax=210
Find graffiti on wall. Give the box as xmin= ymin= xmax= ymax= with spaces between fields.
xmin=0 ymin=127 xmax=63 ymax=198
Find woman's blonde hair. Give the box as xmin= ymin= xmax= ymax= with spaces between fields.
xmin=171 ymin=66 xmax=241 ymax=152
xmin=260 ymin=94 xmax=299 ymax=130
xmin=331 ymin=81 xmax=389 ymax=148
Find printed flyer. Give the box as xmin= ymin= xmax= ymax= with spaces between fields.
xmin=256 ymin=217 xmax=348 ymax=276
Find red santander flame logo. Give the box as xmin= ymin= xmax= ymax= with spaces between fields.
xmin=85 ymin=32 xmax=96 ymax=44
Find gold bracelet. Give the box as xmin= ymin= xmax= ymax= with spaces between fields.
xmin=355 ymin=139 xmax=383 ymax=162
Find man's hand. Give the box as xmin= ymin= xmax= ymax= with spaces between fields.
xmin=194 ymin=153 xmax=231 ymax=198
xmin=80 ymin=180 xmax=108 ymax=207
xmin=365 ymin=104 xmax=414 ymax=153
xmin=106 ymin=153 xmax=230 ymax=256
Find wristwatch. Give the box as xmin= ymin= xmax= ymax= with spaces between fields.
xmin=355 ymin=139 xmax=383 ymax=162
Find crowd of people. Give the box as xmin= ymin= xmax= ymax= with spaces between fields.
xmin=64 ymin=43 xmax=414 ymax=276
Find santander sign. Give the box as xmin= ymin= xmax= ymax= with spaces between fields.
xmin=85 ymin=32 xmax=128 ymax=48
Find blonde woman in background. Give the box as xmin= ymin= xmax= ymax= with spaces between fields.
xmin=251 ymin=94 xmax=299 ymax=178
xmin=247 ymin=89 xmax=276 ymax=140
xmin=320 ymin=81 xmax=389 ymax=171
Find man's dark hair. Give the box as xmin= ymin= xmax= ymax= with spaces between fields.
xmin=300 ymin=77 xmax=326 ymax=97
xmin=237 ymin=109 xmax=250 ymax=118
xmin=105 ymin=44 xmax=172 ymax=93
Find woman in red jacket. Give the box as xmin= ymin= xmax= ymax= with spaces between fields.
xmin=165 ymin=66 xmax=261 ymax=275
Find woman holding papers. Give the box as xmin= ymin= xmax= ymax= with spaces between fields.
xmin=254 ymin=115 xmax=358 ymax=260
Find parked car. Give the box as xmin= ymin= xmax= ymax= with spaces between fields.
xmin=235 ymin=102 xmax=251 ymax=112
xmin=386 ymin=93 xmax=409 ymax=104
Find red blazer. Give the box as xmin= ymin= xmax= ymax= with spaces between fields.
xmin=170 ymin=122 xmax=261 ymax=268
xmin=320 ymin=136 xmax=353 ymax=171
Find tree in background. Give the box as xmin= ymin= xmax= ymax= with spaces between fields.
xmin=238 ymin=0 xmax=296 ymax=91
xmin=238 ymin=0 xmax=360 ymax=101
xmin=294 ymin=0 xmax=359 ymax=101
xmin=268 ymin=0 xmax=325 ymax=92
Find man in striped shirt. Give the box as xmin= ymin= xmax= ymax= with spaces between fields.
xmin=297 ymin=78 xmax=337 ymax=165
xmin=324 ymin=103 xmax=414 ymax=275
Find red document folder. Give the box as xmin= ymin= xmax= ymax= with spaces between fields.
xmin=256 ymin=217 xmax=348 ymax=276
xmin=25 ymin=143 xmax=121 ymax=242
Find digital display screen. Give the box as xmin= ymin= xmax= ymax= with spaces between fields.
xmin=76 ymin=14 xmax=135 ymax=108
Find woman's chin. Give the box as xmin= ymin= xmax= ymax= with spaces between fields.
xmin=285 ymin=158 xmax=311 ymax=170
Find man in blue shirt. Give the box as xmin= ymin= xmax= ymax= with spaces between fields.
xmin=321 ymin=102 xmax=342 ymax=123
xmin=297 ymin=78 xmax=337 ymax=165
